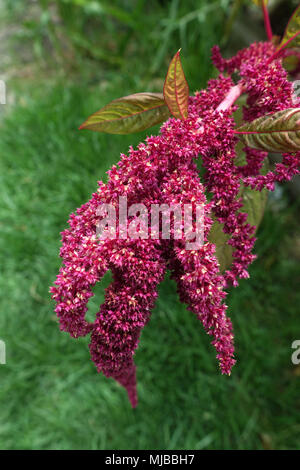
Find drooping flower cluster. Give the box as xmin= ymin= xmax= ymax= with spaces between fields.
xmin=51 ymin=41 xmax=300 ymax=406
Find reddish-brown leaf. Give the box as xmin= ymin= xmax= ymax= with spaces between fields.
xmin=163 ymin=50 xmax=189 ymax=120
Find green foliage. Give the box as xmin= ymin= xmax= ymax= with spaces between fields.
xmin=279 ymin=3 xmax=300 ymax=49
xmin=209 ymin=178 xmax=268 ymax=272
xmin=209 ymin=188 xmax=268 ymax=273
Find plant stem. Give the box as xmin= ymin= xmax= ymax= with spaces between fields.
xmin=262 ymin=1 xmax=273 ymax=41
xmin=270 ymin=31 xmax=300 ymax=62
xmin=216 ymin=84 xmax=244 ymax=113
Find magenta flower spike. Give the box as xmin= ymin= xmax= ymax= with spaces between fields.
xmin=51 ymin=35 xmax=300 ymax=406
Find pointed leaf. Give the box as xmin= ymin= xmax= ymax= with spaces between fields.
xmin=278 ymin=4 xmax=300 ymax=50
xmin=79 ymin=92 xmax=170 ymax=134
xmin=209 ymin=159 xmax=269 ymax=272
xmin=209 ymin=185 xmax=268 ymax=272
xmin=163 ymin=49 xmax=189 ymax=120
xmin=235 ymin=108 xmax=300 ymax=153
xmin=208 ymin=219 xmax=232 ymax=272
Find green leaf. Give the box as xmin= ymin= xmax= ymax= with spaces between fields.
xmin=242 ymin=182 xmax=268 ymax=228
xmin=283 ymin=54 xmax=299 ymax=73
xmin=209 ymin=161 xmax=269 ymax=272
xmin=235 ymin=108 xmax=300 ymax=153
xmin=163 ymin=49 xmax=189 ymax=120
xmin=79 ymin=92 xmax=170 ymax=134
xmin=208 ymin=219 xmax=232 ymax=272
xmin=279 ymin=4 xmax=300 ymax=50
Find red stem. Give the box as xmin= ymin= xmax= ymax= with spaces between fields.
xmin=262 ymin=1 xmax=273 ymax=41
xmin=270 ymin=31 xmax=300 ymax=62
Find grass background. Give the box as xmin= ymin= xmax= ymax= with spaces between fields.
xmin=0 ymin=0 xmax=300 ymax=450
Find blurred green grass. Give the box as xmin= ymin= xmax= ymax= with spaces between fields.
xmin=0 ymin=79 xmax=299 ymax=450
xmin=1 ymin=0 xmax=231 ymax=88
